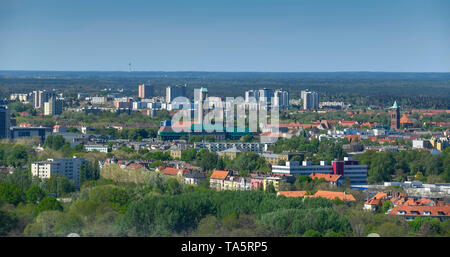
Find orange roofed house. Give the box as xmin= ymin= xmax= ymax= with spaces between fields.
xmin=162 ymin=167 xmax=187 ymax=177
xmin=310 ymin=173 xmax=344 ymax=187
xmin=209 ymin=170 xmax=230 ymax=191
xmin=277 ymin=190 xmax=355 ymax=201
xmin=389 ymin=205 xmax=450 ymax=221
xmin=364 ymin=192 xmax=388 ymax=212
xmin=277 ymin=191 xmax=307 ymax=197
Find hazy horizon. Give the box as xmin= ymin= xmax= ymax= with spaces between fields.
xmin=1 ymin=0 xmax=449 ymax=72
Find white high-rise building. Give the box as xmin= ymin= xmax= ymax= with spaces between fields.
xmin=301 ymin=90 xmax=319 ymax=110
xmin=33 ymin=90 xmax=55 ymax=109
xmin=245 ymin=90 xmax=259 ymax=103
xmin=31 ymin=157 xmax=86 ymax=188
xmin=44 ymin=96 xmax=63 ymax=116
xmin=166 ymin=84 xmax=187 ymax=103
xmin=274 ymin=89 xmax=289 ymax=109
xmin=258 ymin=88 xmax=274 ymax=105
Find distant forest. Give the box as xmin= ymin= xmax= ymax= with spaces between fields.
xmin=1 ymin=71 xmax=449 ymax=108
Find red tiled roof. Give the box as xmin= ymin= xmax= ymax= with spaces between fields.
xmin=310 ymin=173 xmax=342 ymax=182
xmin=162 ymin=167 xmax=186 ymax=176
xmin=308 ymin=190 xmax=356 ymax=201
xmin=210 ymin=170 xmax=229 ymax=180
xmin=127 ymin=163 xmax=144 ymax=169
xmin=389 ymin=206 xmax=450 ymax=217
xmin=400 ymin=114 xmax=413 ymax=124
xmin=186 ymin=165 xmax=200 ymax=170
xmin=372 ymin=192 xmax=388 ymax=200
xmin=278 ymin=191 xmax=308 ymax=197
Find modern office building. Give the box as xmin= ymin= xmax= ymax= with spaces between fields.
xmin=31 ymin=157 xmax=86 ymax=189
xmin=301 ymin=90 xmax=319 ymax=110
xmin=0 ymin=106 xmax=10 ymax=139
xmin=272 ymin=157 xmax=367 ymax=185
xmin=138 ymin=84 xmax=153 ymax=98
xmin=166 ymin=84 xmax=187 ymax=103
xmin=10 ymin=126 xmax=48 ymax=141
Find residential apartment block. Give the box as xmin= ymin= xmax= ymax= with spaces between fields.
xmin=31 ymin=157 xmax=86 ymax=188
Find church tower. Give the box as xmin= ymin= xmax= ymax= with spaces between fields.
xmin=390 ymin=101 xmax=400 ymax=130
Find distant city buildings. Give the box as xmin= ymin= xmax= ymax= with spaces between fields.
xmin=166 ymin=84 xmax=187 ymax=103
xmin=301 ymin=90 xmax=319 ymax=110
xmin=319 ymin=101 xmax=349 ymax=110
xmin=244 ymin=88 xmax=289 ymax=110
xmin=138 ymin=84 xmax=153 ymax=98
xmin=10 ymin=93 xmax=30 ymax=103
xmin=91 ymin=96 xmax=107 ymax=105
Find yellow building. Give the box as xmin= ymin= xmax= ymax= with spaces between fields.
xmin=261 ymin=153 xmax=279 ymax=165
xmin=218 ymin=147 xmax=241 ymax=160
xmin=169 ymin=149 xmax=182 ymax=159
xmin=263 ymin=176 xmax=282 ymax=191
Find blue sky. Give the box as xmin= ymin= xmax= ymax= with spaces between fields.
xmin=0 ymin=0 xmax=449 ymax=72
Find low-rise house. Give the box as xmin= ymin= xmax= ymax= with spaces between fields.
xmin=277 ymin=191 xmax=308 ymax=197
xmin=278 ymin=190 xmax=355 ymax=201
xmin=169 ymin=147 xmax=182 ymax=159
xmin=364 ymin=192 xmax=388 ymax=212
xmin=184 ymin=171 xmax=206 ymax=185
xmin=310 ymin=173 xmax=344 ymax=187
xmin=263 ymin=176 xmax=282 ymax=191
xmin=209 ymin=170 xmax=230 ymax=191
xmin=162 ymin=167 xmax=186 ymax=177
xmin=389 ymin=206 xmax=450 ymax=221
xmin=260 ymin=153 xmax=279 ymax=165
xmin=224 ymin=176 xmax=251 ymax=191
xmin=307 ymin=190 xmax=356 ymax=201
xmin=250 ymin=176 xmax=265 ymax=190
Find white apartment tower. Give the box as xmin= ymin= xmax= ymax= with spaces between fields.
xmin=301 ymin=90 xmax=319 ymax=110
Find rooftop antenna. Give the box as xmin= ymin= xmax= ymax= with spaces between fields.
xmin=128 ymin=62 xmax=132 ymax=72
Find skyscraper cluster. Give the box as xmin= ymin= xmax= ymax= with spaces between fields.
xmin=244 ymin=88 xmax=289 ymax=109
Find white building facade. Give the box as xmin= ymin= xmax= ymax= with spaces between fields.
xmin=31 ymin=157 xmax=86 ymax=188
